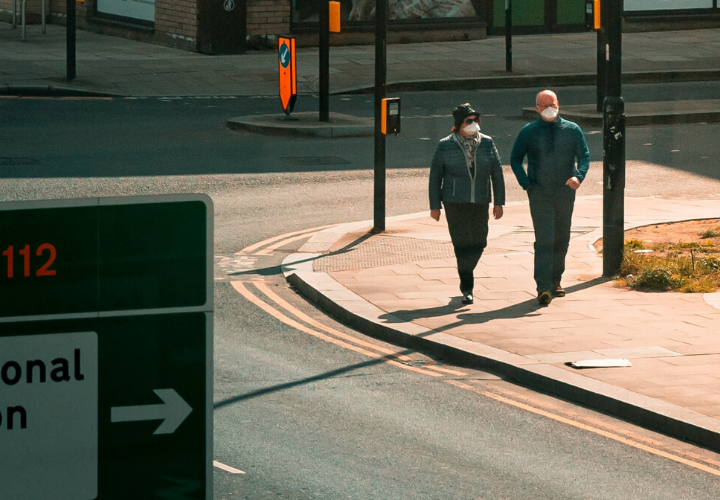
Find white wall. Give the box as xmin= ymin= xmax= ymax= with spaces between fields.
xmin=625 ymin=0 xmax=713 ymax=11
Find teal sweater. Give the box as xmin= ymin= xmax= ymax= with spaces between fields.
xmin=510 ymin=117 xmax=590 ymax=190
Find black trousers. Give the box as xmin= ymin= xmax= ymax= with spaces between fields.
xmin=527 ymin=185 xmax=576 ymax=292
xmin=444 ymin=202 xmax=489 ymax=294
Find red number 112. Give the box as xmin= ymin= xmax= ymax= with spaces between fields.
xmin=2 ymin=244 xmax=57 ymax=278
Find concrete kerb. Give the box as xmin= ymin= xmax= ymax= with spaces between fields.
xmin=336 ymin=69 xmax=720 ymax=95
xmin=281 ymin=209 xmax=720 ymax=453
xmin=0 ymin=84 xmax=122 ymax=98
xmin=522 ymin=106 xmax=720 ymax=127
xmin=227 ymin=111 xmax=373 ymax=138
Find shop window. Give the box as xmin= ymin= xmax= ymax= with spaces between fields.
xmin=292 ymin=0 xmax=481 ymax=27
xmin=96 ymin=0 xmax=155 ymax=24
xmin=625 ymin=0 xmax=713 ymax=10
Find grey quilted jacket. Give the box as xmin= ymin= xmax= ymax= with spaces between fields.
xmin=429 ymin=132 xmax=506 ymax=210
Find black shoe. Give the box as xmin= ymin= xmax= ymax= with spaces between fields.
xmin=537 ymin=290 xmax=552 ymax=305
xmin=552 ymin=282 xmax=565 ymax=297
xmin=461 ymin=293 xmax=474 ymax=305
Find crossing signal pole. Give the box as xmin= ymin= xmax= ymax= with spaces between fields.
xmin=319 ymin=0 xmax=330 ymax=122
xmin=601 ymin=0 xmax=626 ymax=277
xmin=505 ymin=0 xmax=512 ymax=73
xmin=373 ymin=0 xmax=388 ymax=232
xmin=67 ymin=0 xmax=76 ymax=80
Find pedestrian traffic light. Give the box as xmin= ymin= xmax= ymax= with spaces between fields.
xmin=594 ymin=0 xmax=601 ymax=29
xmin=329 ymin=1 xmax=341 ymax=33
xmin=381 ymin=97 xmax=401 ymax=135
xmin=585 ymin=0 xmax=600 ymax=30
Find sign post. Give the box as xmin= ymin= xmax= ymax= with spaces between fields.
xmin=278 ymin=36 xmax=297 ymax=116
xmin=0 ymin=194 xmax=213 ymax=499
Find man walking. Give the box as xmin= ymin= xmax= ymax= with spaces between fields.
xmin=510 ymin=90 xmax=590 ymax=305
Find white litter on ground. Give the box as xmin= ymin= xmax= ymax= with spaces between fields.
xmin=568 ymin=358 xmax=632 ymax=369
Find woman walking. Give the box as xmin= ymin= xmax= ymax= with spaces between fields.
xmin=429 ymin=103 xmax=506 ymax=305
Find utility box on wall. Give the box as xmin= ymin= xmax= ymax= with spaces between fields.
xmin=198 ymin=0 xmax=247 ymax=54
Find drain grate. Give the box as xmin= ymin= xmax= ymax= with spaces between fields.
xmin=0 ymin=157 xmax=40 ymax=166
xmin=283 ymin=156 xmax=349 ymax=166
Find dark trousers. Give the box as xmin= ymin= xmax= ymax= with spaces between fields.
xmin=527 ymin=185 xmax=576 ymax=292
xmin=444 ymin=203 xmax=489 ymax=294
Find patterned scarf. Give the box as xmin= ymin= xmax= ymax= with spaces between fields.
xmin=456 ymin=132 xmax=480 ymax=177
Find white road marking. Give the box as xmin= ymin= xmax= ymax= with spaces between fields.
xmin=213 ymin=461 xmax=246 ymax=474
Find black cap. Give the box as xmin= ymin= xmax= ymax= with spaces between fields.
xmin=452 ymin=103 xmax=480 ymax=124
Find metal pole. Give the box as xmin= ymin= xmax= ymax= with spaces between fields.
xmin=67 ymin=0 xmax=76 ymax=81
xmin=12 ymin=0 xmax=17 ymax=29
xmin=21 ymin=0 xmax=26 ymax=41
xmin=596 ymin=23 xmax=605 ymax=112
xmin=602 ymin=0 xmax=625 ymax=277
xmin=505 ymin=0 xmax=512 ymax=73
xmin=605 ymin=0 xmax=622 ymax=97
xmin=42 ymin=0 xmax=46 ymax=35
xmin=373 ymin=0 xmax=387 ymax=233
xmin=319 ymin=0 xmax=330 ymax=122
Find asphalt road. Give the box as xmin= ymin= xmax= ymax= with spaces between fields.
xmin=3 ymin=83 xmax=720 ymax=498
xmin=1 ymin=81 xmax=720 ymax=180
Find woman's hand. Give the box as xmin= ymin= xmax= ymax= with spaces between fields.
xmin=430 ymin=209 xmax=441 ymax=221
xmin=493 ymin=205 xmax=504 ymax=220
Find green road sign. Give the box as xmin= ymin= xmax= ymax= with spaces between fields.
xmin=0 ymin=195 xmax=213 ymax=500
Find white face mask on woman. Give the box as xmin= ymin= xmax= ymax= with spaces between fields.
xmin=463 ymin=121 xmax=481 ymax=135
xmin=541 ymin=106 xmax=559 ymax=121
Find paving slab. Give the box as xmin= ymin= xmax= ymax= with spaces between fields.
xmin=283 ymin=196 xmax=720 ymax=452
xmin=3 ymin=23 xmax=720 ymax=97
xmin=226 ymin=111 xmax=373 ymax=137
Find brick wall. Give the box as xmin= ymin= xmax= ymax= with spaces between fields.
xmin=156 ymin=0 xmax=197 ymax=42
xmin=0 ymin=0 xmax=297 ymax=52
xmin=247 ymin=0 xmax=290 ymax=37
xmin=48 ymin=0 xmax=92 ymax=19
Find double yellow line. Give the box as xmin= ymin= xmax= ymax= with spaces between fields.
xmin=233 ymin=280 xmax=463 ymax=378
xmin=233 ymin=228 xmax=720 ymax=478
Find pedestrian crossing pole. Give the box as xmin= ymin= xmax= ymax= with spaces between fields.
xmin=595 ymin=1 xmax=606 ymax=112
xmin=505 ymin=0 xmax=512 ymax=73
xmin=602 ymin=0 xmax=626 ymax=277
xmin=373 ymin=0 xmax=388 ymax=232
xmin=67 ymin=0 xmax=76 ymax=80
xmin=319 ymin=0 xmax=329 ymax=122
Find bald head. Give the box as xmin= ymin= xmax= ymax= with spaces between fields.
xmin=535 ymin=90 xmax=559 ymax=122
xmin=536 ymin=90 xmax=558 ymax=107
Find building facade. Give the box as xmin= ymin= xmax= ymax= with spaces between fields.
xmin=1 ymin=0 xmax=718 ymax=53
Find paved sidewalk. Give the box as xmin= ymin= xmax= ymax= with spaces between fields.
xmin=283 ymin=196 xmax=720 ymax=450
xmin=2 ymin=22 xmax=720 ymax=96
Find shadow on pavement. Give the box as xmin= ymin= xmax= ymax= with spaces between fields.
xmin=380 ymin=276 xmax=609 ymax=329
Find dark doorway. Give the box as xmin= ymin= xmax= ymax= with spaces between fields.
xmin=198 ymin=0 xmax=247 ymax=54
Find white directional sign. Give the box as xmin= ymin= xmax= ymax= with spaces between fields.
xmin=0 ymin=195 xmax=213 ymax=499
xmin=1 ymin=332 xmax=98 ymax=500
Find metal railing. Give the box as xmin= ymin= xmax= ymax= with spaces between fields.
xmin=12 ymin=0 xmax=47 ymax=41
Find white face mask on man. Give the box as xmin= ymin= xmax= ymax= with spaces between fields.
xmin=540 ymin=106 xmax=559 ymax=121
xmin=463 ymin=121 xmax=481 ymax=135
